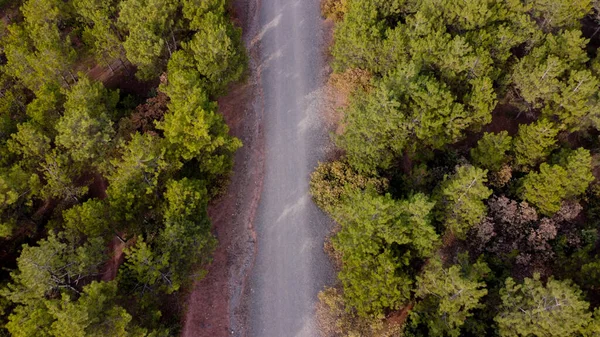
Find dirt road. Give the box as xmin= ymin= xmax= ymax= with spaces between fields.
xmin=181 ymin=0 xmax=332 ymax=335
xmin=247 ymin=0 xmax=335 ymax=336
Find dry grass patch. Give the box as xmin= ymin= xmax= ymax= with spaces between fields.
xmin=316 ymin=287 xmax=404 ymax=337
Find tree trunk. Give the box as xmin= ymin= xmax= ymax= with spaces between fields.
xmin=591 ymin=26 xmax=600 ymax=39
xmin=166 ymin=40 xmax=173 ymax=57
xmin=68 ymin=70 xmax=77 ymax=83
xmin=170 ymin=28 xmax=177 ymax=52
xmin=60 ymin=74 xmax=70 ymax=88
xmin=119 ymin=58 xmax=132 ymax=76
xmin=114 ymin=231 xmax=128 ymax=243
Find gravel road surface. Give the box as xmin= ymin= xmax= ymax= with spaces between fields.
xmin=247 ymin=0 xmax=335 ymax=336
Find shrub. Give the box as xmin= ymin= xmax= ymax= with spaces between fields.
xmin=309 ymin=160 xmax=388 ymax=212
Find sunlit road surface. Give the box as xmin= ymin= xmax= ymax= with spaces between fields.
xmin=248 ymin=0 xmax=334 ymax=336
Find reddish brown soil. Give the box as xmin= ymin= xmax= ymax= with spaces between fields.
xmin=89 ymin=173 xmax=126 ymax=283
xmin=319 ymin=18 xmax=349 ymax=167
xmin=87 ymin=173 xmax=108 ymax=200
xmin=485 ymin=104 xmax=531 ymax=134
xmin=32 ymin=199 xmax=56 ymax=220
xmin=386 ymin=302 xmax=415 ymax=327
xmin=454 ymin=103 xmax=535 ymax=152
xmin=0 ymin=3 xmax=21 ymax=25
xmin=87 ymin=59 xmax=158 ymax=97
xmin=321 ymin=20 xmax=345 ymax=135
xmin=101 ymin=236 xmax=126 ymax=282
xmin=181 ymin=79 xmax=263 ymax=337
xmin=181 ymin=0 xmax=264 ymax=336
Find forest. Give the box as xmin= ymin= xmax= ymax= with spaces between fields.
xmin=0 ymin=0 xmax=246 ymax=335
xmin=314 ymin=0 xmax=600 ymax=336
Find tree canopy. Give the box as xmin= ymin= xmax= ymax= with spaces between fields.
xmin=0 ymin=0 xmax=246 ymax=334
xmin=312 ymin=0 xmax=600 ymax=335
xmin=332 ymin=191 xmax=438 ymax=316
xmin=496 ymin=274 xmax=596 ymax=337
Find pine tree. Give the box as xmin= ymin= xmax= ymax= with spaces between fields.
xmin=40 ymin=150 xmax=87 ymax=201
xmin=182 ymin=0 xmax=226 ymax=29
xmin=183 ymin=13 xmax=247 ymax=95
xmin=496 ymin=274 xmax=595 ymax=337
xmin=157 ymin=67 xmax=241 ymax=179
xmin=336 ymin=85 xmax=410 ymax=173
xmin=561 ymin=148 xmax=595 ymax=198
xmin=155 ymin=178 xmax=216 ymax=290
xmin=330 ymin=0 xmax=385 ymax=72
xmin=332 ymin=191 xmax=438 ymax=316
xmin=8 ymin=122 xmax=52 ymax=165
xmin=61 ymin=199 xmax=109 ymax=238
xmin=2 ymin=24 xmax=47 ymax=91
xmin=543 ymin=69 xmax=600 ymax=131
xmin=412 ymin=256 xmax=489 ymax=337
xmin=470 ymin=131 xmax=512 ymax=171
xmin=339 ymin=63 xmax=492 ymax=173
xmin=120 ymin=238 xmax=173 ymax=295
xmin=513 ymin=54 xmax=566 ymax=108
xmin=436 ymin=165 xmax=492 ymax=239
xmin=520 ymin=163 xmax=569 ymax=216
xmin=3 ymin=233 xmax=105 ymax=303
xmin=107 ymin=133 xmax=170 ymax=222
xmin=529 ymin=0 xmax=592 ymax=31
xmin=21 ymin=0 xmax=77 ymax=87
xmin=73 ymin=0 xmax=125 ymax=68
xmin=425 ymin=0 xmax=503 ymax=31
xmin=513 ymin=120 xmax=559 ymax=170
xmin=25 ymin=83 xmax=64 ymax=137
xmin=55 ymin=77 xmax=118 ymax=165
xmin=5 ymin=281 xmax=147 ymax=337
xmin=520 ymin=148 xmax=594 ymax=216
xmin=118 ymin=0 xmax=179 ymax=79
xmin=46 ymin=281 xmax=146 ymax=337
xmin=0 ymin=165 xmax=40 ymax=238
